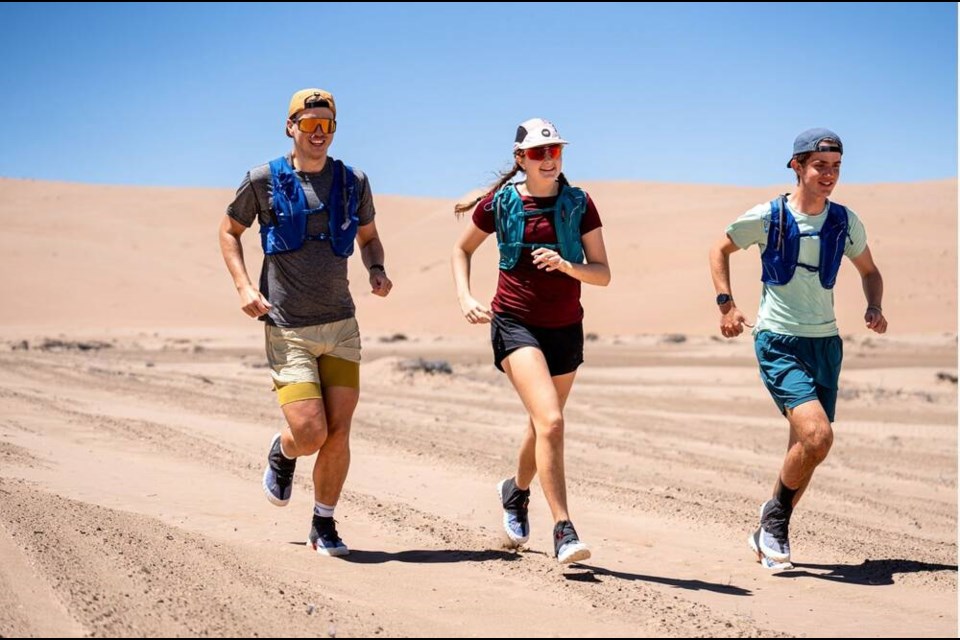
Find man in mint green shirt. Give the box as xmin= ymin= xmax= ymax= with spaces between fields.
xmin=708 ymin=128 xmax=887 ymax=569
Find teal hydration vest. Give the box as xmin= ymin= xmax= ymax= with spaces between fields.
xmin=761 ymin=196 xmax=849 ymax=289
xmin=261 ymin=156 xmax=359 ymax=257
xmin=492 ymin=184 xmax=587 ymax=271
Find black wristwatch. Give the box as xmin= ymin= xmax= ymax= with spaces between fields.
xmin=716 ymin=293 xmax=733 ymax=306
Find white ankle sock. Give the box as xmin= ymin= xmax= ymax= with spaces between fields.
xmin=314 ymin=502 xmax=335 ymax=518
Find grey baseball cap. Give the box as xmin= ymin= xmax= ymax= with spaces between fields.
xmin=787 ymin=128 xmax=843 ymax=167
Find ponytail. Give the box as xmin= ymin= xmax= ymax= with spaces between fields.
xmin=453 ymin=163 xmax=522 ymax=218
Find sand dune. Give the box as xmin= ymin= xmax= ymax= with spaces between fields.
xmin=0 ymin=177 xmax=954 ymax=337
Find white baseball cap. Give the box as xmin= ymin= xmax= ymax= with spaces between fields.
xmin=513 ymin=117 xmax=569 ymax=150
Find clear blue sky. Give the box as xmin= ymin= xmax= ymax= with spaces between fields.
xmin=1 ymin=2 xmax=955 ymax=197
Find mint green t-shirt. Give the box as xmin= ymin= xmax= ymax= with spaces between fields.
xmin=726 ymin=199 xmax=867 ymax=338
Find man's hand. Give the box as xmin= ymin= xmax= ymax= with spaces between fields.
xmin=720 ymin=306 xmax=752 ymax=338
xmin=239 ymin=285 xmax=272 ymax=318
xmin=370 ymin=269 xmax=393 ymax=297
xmin=865 ymin=306 xmax=888 ymax=334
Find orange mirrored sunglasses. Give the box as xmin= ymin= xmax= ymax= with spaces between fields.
xmin=522 ymin=144 xmax=562 ymax=161
xmin=295 ymin=117 xmax=337 ymax=134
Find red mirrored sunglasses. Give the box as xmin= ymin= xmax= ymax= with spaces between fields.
xmin=521 ymin=144 xmax=562 ymax=161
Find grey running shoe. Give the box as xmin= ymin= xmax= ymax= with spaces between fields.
xmin=553 ymin=519 xmax=591 ymax=565
xmin=262 ymin=433 xmax=296 ymax=506
xmin=497 ymin=477 xmax=531 ymax=546
xmin=750 ymin=498 xmax=791 ymax=562
xmin=307 ymin=515 xmax=349 ymax=557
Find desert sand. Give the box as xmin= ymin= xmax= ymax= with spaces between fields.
xmin=0 ymin=177 xmax=955 ymax=637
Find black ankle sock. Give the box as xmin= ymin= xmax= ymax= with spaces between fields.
xmin=775 ymin=478 xmax=798 ymax=513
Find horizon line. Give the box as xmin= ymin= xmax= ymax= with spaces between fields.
xmin=1 ymin=174 xmax=956 ymax=199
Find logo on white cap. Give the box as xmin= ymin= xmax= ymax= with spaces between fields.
xmin=514 ymin=117 xmax=569 ymax=150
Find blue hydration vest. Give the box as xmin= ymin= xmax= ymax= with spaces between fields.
xmin=492 ymin=184 xmax=587 ymax=271
xmin=260 ymin=156 xmax=359 ymax=257
xmin=760 ymin=196 xmax=849 ymax=289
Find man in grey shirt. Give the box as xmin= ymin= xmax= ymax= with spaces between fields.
xmin=219 ymin=88 xmax=392 ymax=557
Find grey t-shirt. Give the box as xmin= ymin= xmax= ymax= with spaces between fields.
xmin=227 ymin=155 xmax=376 ymax=328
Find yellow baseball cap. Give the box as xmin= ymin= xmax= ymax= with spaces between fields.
xmin=287 ymin=88 xmax=336 ymax=120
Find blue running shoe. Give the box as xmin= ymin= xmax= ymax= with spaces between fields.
xmin=553 ymin=520 xmax=591 ymax=565
xmin=262 ymin=433 xmax=296 ymax=507
xmin=308 ymin=515 xmax=349 ymax=557
xmin=497 ymin=477 xmax=530 ymax=546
